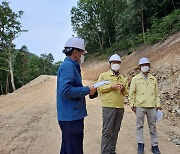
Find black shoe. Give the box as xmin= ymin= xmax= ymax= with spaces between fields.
xmin=110 ymin=150 xmax=116 ymax=154
xmin=152 ymin=145 xmax=161 ymax=154
xmin=137 ymin=143 xmax=144 ymax=154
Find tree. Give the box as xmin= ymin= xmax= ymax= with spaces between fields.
xmin=0 ymin=1 xmax=27 ymax=92
xmin=71 ymin=0 xmax=127 ymax=53
xmin=0 ymin=51 xmax=8 ymax=94
xmin=14 ymin=45 xmax=29 ymax=86
xmin=40 ymin=53 xmax=54 ymax=74
xmin=71 ymin=0 xmax=104 ymax=53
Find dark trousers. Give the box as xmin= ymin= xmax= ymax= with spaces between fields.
xmin=101 ymin=107 xmax=124 ymax=154
xmin=58 ymin=118 xmax=84 ymax=154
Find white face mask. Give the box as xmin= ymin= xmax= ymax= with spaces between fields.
xmin=141 ymin=66 xmax=149 ymax=72
xmin=111 ymin=64 xmax=120 ymax=72
xmin=80 ymin=55 xmax=85 ymax=63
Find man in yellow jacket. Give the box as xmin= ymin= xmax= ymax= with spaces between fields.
xmin=129 ymin=57 xmax=161 ymax=154
xmin=97 ymin=54 xmax=128 ymax=154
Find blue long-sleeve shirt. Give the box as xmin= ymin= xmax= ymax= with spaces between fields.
xmin=57 ymin=57 xmax=90 ymax=121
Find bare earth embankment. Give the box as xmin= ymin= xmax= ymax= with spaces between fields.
xmin=0 ymin=32 xmax=180 ymax=154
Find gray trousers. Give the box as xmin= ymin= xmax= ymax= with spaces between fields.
xmin=136 ymin=107 xmax=158 ymax=146
xmin=101 ymin=107 xmax=124 ymax=154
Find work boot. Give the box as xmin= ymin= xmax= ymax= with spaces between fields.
xmin=137 ymin=143 xmax=144 ymax=154
xmin=152 ymin=145 xmax=161 ymax=154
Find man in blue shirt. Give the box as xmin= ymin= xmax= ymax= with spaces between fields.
xmin=57 ymin=37 xmax=97 ymax=154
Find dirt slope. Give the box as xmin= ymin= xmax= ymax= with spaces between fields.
xmin=0 ymin=76 xmax=179 ymax=154
xmin=0 ymin=76 xmax=60 ymax=154
xmin=82 ymin=32 xmax=180 ymax=80
xmin=82 ymin=31 xmax=180 ymax=131
xmin=0 ymin=32 xmax=180 ymax=154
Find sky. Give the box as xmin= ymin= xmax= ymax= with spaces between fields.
xmin=1 ymin=0 xmax=78 ymax=62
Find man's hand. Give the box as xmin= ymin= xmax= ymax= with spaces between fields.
xmin=111 ymin=83 xmax=125 ymax=91
xmin=89 ymin=86 xmax=97 ymax=95
xmin=131 ymin=107 xmax=136 ymax=113
xmin=119 ymin=84 xmax=125 ymax=91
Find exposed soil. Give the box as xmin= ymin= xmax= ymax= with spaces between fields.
xmin=0 ymin=32 xmax=180 ymax=154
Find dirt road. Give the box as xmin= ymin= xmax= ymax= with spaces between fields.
xmin=0 ymin=76 xmax=179 ymax=154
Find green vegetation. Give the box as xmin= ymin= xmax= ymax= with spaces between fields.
xmin=0 ymin=0 xmax=180 ymax=94
xmin=0 ymin=44 xmax=59 ymax=95
xmin=71 ymin=0 xmax=180 ymax=59
xmin=0 ymin=1 xmax=59 ymax=95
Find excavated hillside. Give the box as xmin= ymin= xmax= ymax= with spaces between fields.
xmin=82 ymin=31 xmax=180 ymax=142
xmin=0 ymin=32 xmax=179 ymax=154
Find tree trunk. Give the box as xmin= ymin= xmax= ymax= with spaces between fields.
xmin=141 ymin=1 xmax=146 ymax=43
xmin=108 ymin=31 xmax=112 ymax=48
xmin=171 ymin=0 xmax=176 ymax=10
xmin=9 ymin=56 xmax=16 ymax=91
xmin=7 ymin=45 xmax=16 ymax=92
xmin=6 ymin=73 xmax=9 ymax=94
xmin=17 ymin=76 xmax=24 ymax=86
xmin=93 ymin=33 xmax=104 ymax=53
xmin=98 ymin=34 xmax=104 ymax=53
xmin=0 ymin=82 xmax=4 ymax=95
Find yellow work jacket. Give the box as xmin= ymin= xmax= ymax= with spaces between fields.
xmin=129 ymin=73 xmax=160 ymax=108
xmin=97 ymin=70 xmax=128 ymax=108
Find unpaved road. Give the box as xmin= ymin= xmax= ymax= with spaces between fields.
xmin=0 ymin=76 xmax=179 ymax=154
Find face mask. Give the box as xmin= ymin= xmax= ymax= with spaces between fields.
xmin=141 ymin=66 xmax=149 ymax=72
xmin=111 ymin=64 xmax=120 ymax=72
xmin=80 ymin=55 xmax=85 ymax=63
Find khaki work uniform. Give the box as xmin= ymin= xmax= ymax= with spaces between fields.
xmin=129 ymin=73 xmax=161 ymax=146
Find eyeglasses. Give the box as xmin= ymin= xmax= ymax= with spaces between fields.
xmin=76 ymin=49 xmax=85 ymax=54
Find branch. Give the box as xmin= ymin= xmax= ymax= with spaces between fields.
xmin=0 ymin=57 xmax=9 ymax=63
xmin=0 ymin=68 xmax=9 ymax=72
xmin=17 ymin=76 xmax=24 ymax=85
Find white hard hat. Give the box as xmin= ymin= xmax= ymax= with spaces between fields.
xmin=65 ymin=37 xmax=86 ymax=52
xmin=109 ymin=54 xmax=121 ymax=63
xmin=139 ymin=57 xmax=150 ymax=65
